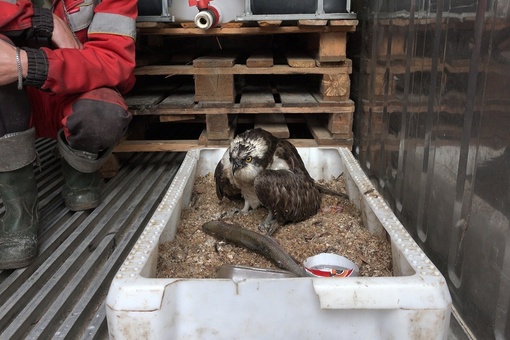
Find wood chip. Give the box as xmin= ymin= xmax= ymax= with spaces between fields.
xmin=157 ymin=174 xmax=393 ymax=279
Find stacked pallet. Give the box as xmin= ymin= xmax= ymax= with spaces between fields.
xmin=117 ymin=19 xmax=358 ymax=152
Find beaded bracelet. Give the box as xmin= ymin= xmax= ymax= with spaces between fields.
xmin=15 ymin=47 xmax=23 ymax=90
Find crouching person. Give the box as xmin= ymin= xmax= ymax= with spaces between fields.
xmin=0 ymin=0 xmax=137 ymax=269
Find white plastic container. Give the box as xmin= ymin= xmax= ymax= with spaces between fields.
xmin=105 ymin=147 xmax=452 ymax=339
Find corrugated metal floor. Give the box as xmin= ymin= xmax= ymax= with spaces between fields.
xmin=0 ymin=139 xmax=185 ymax=339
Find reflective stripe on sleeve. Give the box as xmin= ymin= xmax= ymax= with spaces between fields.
xmin=88 ymin=12 xmax=136 ymax=39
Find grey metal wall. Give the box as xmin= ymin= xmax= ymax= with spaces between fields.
xmin=354 ymin=1 xmax=510 ymax=339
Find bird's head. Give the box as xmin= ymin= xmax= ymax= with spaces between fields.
xmin=229 ymin=130 xmax=269 ymax=181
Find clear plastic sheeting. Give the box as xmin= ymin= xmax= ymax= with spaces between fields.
xmin=354 ymin=1 xmax=510 ymax=339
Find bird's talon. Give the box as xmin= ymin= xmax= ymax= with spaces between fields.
xmin=258 ymin=221 xmax=278 ymax=236
xmin=258 ymin=223 xmax=267 ymax=233
xmin=266 ymin=224 xmax=278 ymax=236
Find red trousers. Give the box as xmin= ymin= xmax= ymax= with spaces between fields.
xmin=28 ymin=86 xmax=129 ymax=139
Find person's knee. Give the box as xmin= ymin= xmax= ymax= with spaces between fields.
xmin=65 ymin=98 xmax=132 ymax=154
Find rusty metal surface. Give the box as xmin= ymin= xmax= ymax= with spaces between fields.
xmin=0 ymin=139 xmax=184 ymax=339
xmin=355 ymin=1 xmax=510 ymax=339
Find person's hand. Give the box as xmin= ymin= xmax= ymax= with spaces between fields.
xmin=0 ymin=38 xmax=27 ymax=86
xmin=51 ymin=14 xmax=83 ymax=49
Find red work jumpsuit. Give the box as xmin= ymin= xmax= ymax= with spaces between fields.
xmin=0 ymin=0 xmax=137 ymax=153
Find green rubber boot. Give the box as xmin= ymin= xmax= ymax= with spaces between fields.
xmin=60 ymin=159 xmax=102 ymax=211
xmin=57 ymin=130 xmax=111 ymax=211
xmin=0 ymin=128 xmax=39 ymax=270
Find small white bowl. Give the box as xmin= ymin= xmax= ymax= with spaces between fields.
xmin=303 ymin=253 xmax=359 ymax=278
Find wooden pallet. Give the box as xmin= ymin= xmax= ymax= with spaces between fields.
xmin=120 ymin=19 xmax=358 ymax=152
xmin=114 ymin=112 xmax=354 ymax=153
xmin=137 ymin=19 xmax=357 ymax=64
xmin=123 ymin=74 xmax=354 ymax=145
xmin=136 ymin=52 xmax=352 ymax=97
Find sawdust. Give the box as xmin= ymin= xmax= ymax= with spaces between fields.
xmin=156 ymin=173 xmax=393 ymax=279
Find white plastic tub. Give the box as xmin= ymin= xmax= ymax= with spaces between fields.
xmin=105 ymin=147 xmax=452 ymax=339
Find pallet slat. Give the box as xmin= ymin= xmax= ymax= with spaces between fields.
xmin=285 ymin=51 xmax=316 ymax=68
xmin=136 ymin=22 xmax=358 ymax=36
xmin=246 ymin=50 xmax=274 ymax=68
xmin=129 ymin=95 xmax=355 ymax=115
xmin=135 ymin=62 xmax=352 ymax=76
xmin=240 ymin=86 xmax=276 ymax=107
xmin=254 ymin=114 xmax=289 ymax=138
xmin=279 ymin=87 xmax=319 ymax=107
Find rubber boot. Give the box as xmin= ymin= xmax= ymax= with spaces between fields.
xmin=0 ymin=128 xmax=39 ymax=270
xmin=57 ymin=130 xmax=111 ymax=211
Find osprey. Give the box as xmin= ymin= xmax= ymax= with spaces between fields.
xmin=214 ymin=128 xmax=322 ymax=235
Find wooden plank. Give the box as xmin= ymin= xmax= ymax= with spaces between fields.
xmin=327 ymin=111 xmax=354 ymax=137
xmin=158 ymin=93 xmax=196 ymax=109
xmin=257 ymin=20 xmax=282 ymax=27
xmin=240 ymin=86 xmax=275 ymax=108
xmin=198 ymin=129 xmax=233 ymax=146
xmin=180 ymin=22 xmax=196 ymax=28
xmin=298 ymin=19 xmax=328 ymax=26
xmin=246 ymin=50 xmax=274 ymax=68
xmin=206 ymin=114 xmax=230 ymax=140
xmin=136 ymin=25 xmax=358 ymax=35
xmin=159 ymin=115 xmax=196 ymax=123
xmin=278 ymin=87 xmax=318 ymax=107
xmin=329 ymin=19 xmax=359 ymax=27
xmin=285 ymin=51 xmax=316 ymax=68
xmin=193 ymin=53 xmax=237 ymax=102
xmin=198 ymin=129 xmax=208 ymax=145
xmin=135 ymin=62 xmax=353 ymax=76
xmin=306 ymin=115 xmax=344 ymax=146
xmin=254 ymin=114 xmax=289 ymax=138
xmin=124 ymin=93 xmax=166 ymax=110
xmin=315 ymin=60 xmax=346 ymax=67
xmin=316 ymin=31 xmax=347 ymax=62
xmin=193 ymin=53 xmax=238 ymax=68
xmin=194 ymin=74 xmax=235 ymax=102
xmin=198 ymin=101 xmax=236 ymax=109
xmin=221 ymin=21 xmax=243 ymax=28
xmin=312 ymin=93 xmax=355 ymax=108
xmin=332 ymin=131 xmax=354 ymax=140
xmin=199 ymin=128 xmax=234 ymax=146
xmin=306 ymin=115 xmax=354 ymax=146
xmin=132 ymin=99 xmax=356 ymax=115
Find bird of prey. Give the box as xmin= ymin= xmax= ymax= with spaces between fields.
xmin=214 ymin=128 xmax=326 ymax=235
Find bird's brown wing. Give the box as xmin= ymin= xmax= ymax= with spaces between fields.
xmin=254 ymin=169 xmax=321 ymax=223
xmin=214 ymin=149 xmax=242 ymax=201
xmin=273 ymin=139 xmax=309 ymax=174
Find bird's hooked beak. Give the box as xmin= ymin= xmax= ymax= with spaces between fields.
xmin=232 ymin=159 xmax=243 ymax=173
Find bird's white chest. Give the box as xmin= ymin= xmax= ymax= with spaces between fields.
xmin=232 ymin=166 xmax=260 ymax=208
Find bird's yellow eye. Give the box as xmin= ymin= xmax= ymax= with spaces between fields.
xmin=245 ymin=156 xmax=252 ymax=163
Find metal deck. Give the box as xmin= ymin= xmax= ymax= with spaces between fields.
xmin=0 ymin=139 xmax=185 ymax=339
